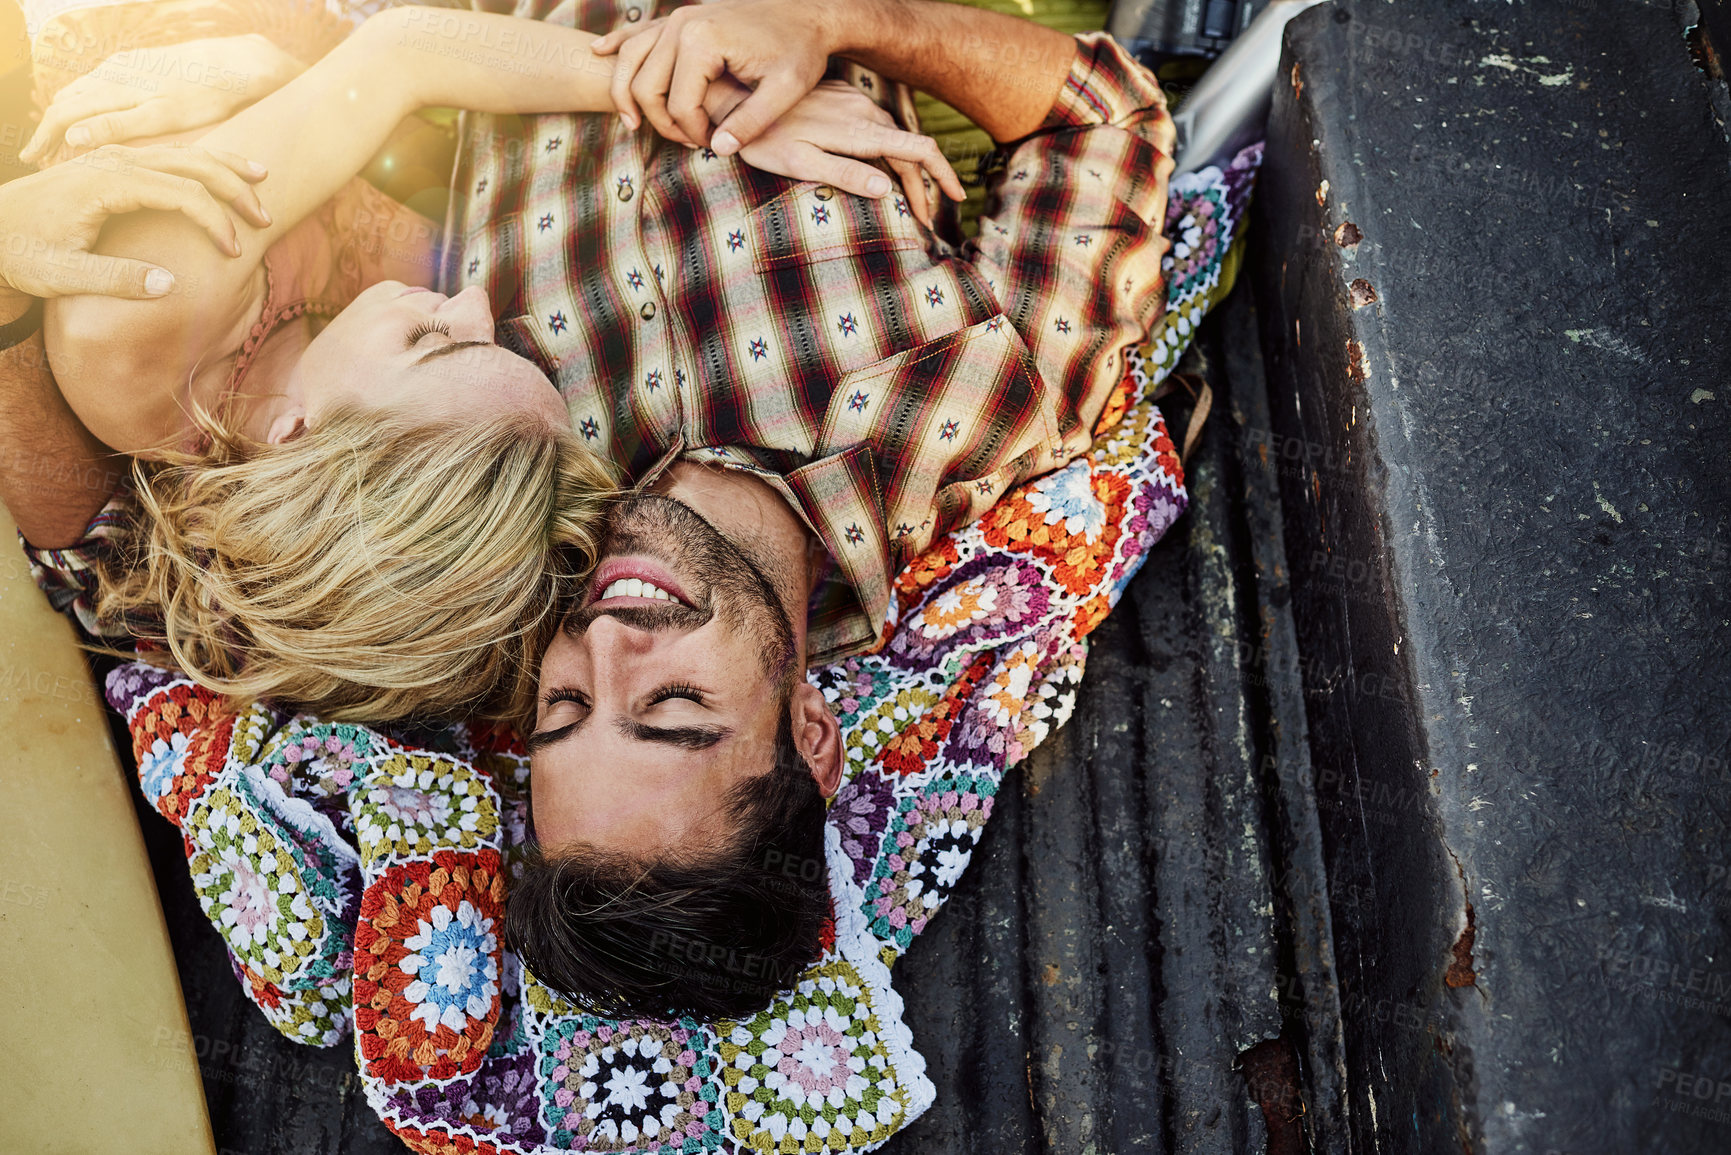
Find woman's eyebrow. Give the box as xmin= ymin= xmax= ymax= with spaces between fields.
xmin=414 ymin=340 xmax=492 ymax=367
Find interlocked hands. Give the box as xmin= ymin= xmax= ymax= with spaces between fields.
xmin=595 ymin=0 xmax=963 ymax=223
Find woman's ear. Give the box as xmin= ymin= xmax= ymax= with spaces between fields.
xmin=265 ymin=409 xmax=308 ymax=445
xmin=790 ymin=681 xmax=845 ymax=798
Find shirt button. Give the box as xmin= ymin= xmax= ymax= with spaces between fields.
xmin=640 ymin=300 xmax=657 ymax=320
xmin=618 ymin=182 xmax=634 ymax=202
xmin=625 ymin=6 xmax=642 ymax=20
xmin=812 ymin=184 xmax=834 ymax=201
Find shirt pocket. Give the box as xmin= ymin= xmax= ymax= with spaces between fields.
xmin=749 ymin=180 xmax=927 ymax=273
xmin=747 ymin=181 xmax=977 ymax=386
xmin=814 ymin=313 xmax=1062 ymax=552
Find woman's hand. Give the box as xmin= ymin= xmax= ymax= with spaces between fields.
xmin=21 ymin=35 xmax=306 ymax=163
xmin=720 ymin=80 xmax=964 ymax=226
xmin=0 ymin=143 xmax=268 ymax=301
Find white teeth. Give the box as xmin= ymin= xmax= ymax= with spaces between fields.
xmin=599 ymin=578 xmax=681 ymax=604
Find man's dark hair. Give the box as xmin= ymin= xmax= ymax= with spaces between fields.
xmin=506 ymin=705 xmax=830 ymax=1021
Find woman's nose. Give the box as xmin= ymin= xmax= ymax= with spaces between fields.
xmin=438 ymin=284 xmax=494 ymax=333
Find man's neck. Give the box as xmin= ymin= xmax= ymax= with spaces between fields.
xmin=654 ymin=460 xmax=824 ymax=663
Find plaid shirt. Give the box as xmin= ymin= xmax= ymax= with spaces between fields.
xmin=449 ymin=2 xmax=1175 ymax=660
xmin=22 ymin=3 xmax=1176 ymax=661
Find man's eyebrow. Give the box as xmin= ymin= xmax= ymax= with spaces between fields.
xmin=525 ymin=712 xmax=587 ymax=754
xmin=414 ymin=340 xmax=492 ymax=367
xmin=525 ymin=717 xmax=731 ymax=755
xmin=617 ymin=718 xmax=732 ymax=750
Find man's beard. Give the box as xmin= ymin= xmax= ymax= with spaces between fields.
xmin=563 ymin=494 xmax=798 ymax=684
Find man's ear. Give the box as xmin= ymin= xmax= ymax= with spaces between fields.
xmin=265 ymin=407 xmax=308 ymax=445
xmin=789 ymin=681 xmax=844 ymax=798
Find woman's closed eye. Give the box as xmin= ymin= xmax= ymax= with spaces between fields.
xmin=403 ymin=320 xmax=452 ymax=350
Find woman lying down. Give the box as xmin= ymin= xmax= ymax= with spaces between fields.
xmin=27 ymin=3 xmax=958 ymax=727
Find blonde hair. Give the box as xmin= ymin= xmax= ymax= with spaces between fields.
xmin=98 ymin=407 xmax=616 ymax=726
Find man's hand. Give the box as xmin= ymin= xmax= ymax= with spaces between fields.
xmin=20 ymin=34 xmax=306 ymax=163
xmin=0 ymin=144 xmax=269 ymax=302
xmin=592 ymin=0 xmax=847 ymax=153
xmin=728 ymin=80 xmax=964 ymax=224
xmin=597 ymin=0 xmax=1074 ymax=149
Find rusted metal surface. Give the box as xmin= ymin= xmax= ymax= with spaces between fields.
xmin=1255 ymin=1 xmax=1731 ymax=1151
xmin=883 ymin=288 xmax=1343 ymax=1154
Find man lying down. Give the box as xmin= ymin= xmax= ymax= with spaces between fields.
xmin=4 ymin=0 xmax=1241 ymax=1146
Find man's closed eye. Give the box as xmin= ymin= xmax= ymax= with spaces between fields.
xmin=525 ymin=685 xmax=730 ymax=753
xmin=527 ymin=688 xmax=588 ymax=752
xmin=648 ymin=683 xmax=706 ymax=706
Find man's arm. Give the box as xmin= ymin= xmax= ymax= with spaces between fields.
xmin=0 ymin=322 xmax=124 ymax=548
xmin=834 ymin=2 xmax=1075 ymax=141
xmin=594 ymin=0 xmax=1077 ymax=152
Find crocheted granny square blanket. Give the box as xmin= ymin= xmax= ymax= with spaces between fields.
xmin=100 ymin=146 xmax=1259 ymax=1155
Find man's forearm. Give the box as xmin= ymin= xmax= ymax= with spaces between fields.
xmin=0 ymin=310 xmax=124 ymax=549
xmin=832 ymin=0 xmax=1076 ymax=142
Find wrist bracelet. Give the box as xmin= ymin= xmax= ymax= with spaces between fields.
xmin=0 ymin=296 xmax=44 ymax=352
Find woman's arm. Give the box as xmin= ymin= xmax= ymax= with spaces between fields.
xmin=194 ymin=9 xmax=614 ymax=260
xmin=46 ymin=8 xmax=615 ymax=451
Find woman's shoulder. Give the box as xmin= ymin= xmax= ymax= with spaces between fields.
xmin=45 ymin=178 xmax=435 ymax=456
xmin=44 ymin=255 xmax=262 ymax=456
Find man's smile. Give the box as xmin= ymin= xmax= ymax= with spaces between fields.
xmin=597 ymin=576 xmax=683 ymax=604
xmin=587 ymin=555 xmax=696 ymax=610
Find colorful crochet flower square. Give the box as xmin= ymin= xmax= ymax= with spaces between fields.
xmin=975 ymin=462 xmax=1133 ymax=598
xmin=131 ymin=684 xmax=248 ymax=823
xmin=812 ymin=659 xmax=896 ymax=733
xmin=947 ymin=636 xmax=1079 ymax=767
xmin=873 ymin=652 xmax=996 ymax=777
xmin=864 ymin=773 xmax=998 ymax=952
xmin=355 ymin=850 xmax=505 ymax=1085
xmin=386 ymin=1049 xmax=546 ymax=1150
xmin=185 ymin=783 xmax=331 ymax=986
xmin=840 ymin=685 xmax=942 ymax=775
xmin=259 ymin=720 xmax=376 ymax=798
xmin=354 ymin=750 xmax=500 ymax=865
xmin=718 ymin=958 xmax=910 ymax=1153
xmin=537 ymin=1017 xmax=723 ymax=1151
xmin=1161 ymin=189 xmax=1227 ymax=303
